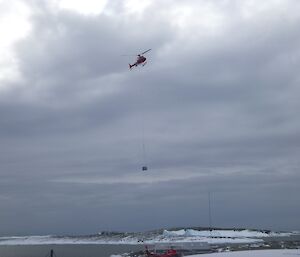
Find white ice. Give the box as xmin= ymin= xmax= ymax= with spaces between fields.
xmin=163 ymin=229 xmax=292 ymax=238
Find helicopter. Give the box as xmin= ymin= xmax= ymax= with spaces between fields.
xmin=128 ymin=49 xmax=151 ymax=69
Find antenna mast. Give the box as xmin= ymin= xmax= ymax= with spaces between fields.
xmin=208 ymin=192 xmax=212 ymax=231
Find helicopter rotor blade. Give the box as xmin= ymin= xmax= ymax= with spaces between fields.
xmin=122 ymin=49 xmax=151 ymax=56
xmin=121 ymin=54 xmax=137 ymax=57
xmin=140 ymin=49 xmax=151 ymax=55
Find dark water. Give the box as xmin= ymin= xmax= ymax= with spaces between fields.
xmin=264 ymin=234 xmax=300 ymax=242
xmin=0 ymin=244 xmax=144 ymax=257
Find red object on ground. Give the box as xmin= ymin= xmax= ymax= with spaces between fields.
xmin=145 ymin=246 xmax=179 ymax=257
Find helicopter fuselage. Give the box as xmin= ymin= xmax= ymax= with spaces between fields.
xmin=137 ymin=55 xmax=146 ymax=64
xmin=129 ymin=55 xmax=147 ymax=69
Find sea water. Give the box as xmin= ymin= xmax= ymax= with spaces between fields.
xmin=0 ymin=244 xmax=144 ymax=257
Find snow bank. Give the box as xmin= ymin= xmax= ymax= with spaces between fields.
xmin=186 ymin=249 xmax=300 ymax=257
xmin=163 ymin=229 xmax=292 ymax=238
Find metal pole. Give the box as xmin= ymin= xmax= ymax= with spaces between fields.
xmin=208 ymin=192 xmax=212 ymax=231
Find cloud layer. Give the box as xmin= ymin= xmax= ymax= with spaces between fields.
xmin=0 ymin=0 xmax=300 ymax=235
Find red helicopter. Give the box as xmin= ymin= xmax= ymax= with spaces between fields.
xmin=127 ymin=49 xmax=151 ymax=69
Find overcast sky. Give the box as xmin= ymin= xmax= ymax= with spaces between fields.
xmin=0 ymin=0 xmax=300 ymax=236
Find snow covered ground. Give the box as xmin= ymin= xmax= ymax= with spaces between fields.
xmin=0 ymin=229 xmax=298 ymax=245
xmin=185 ymin=249 xmax=300 ymax=257
xmin=163 ymin=229 xmax=292 ymax=238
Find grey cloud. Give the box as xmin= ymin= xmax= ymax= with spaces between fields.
xmin=0 ymin=0 xmax=300 ymax=235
